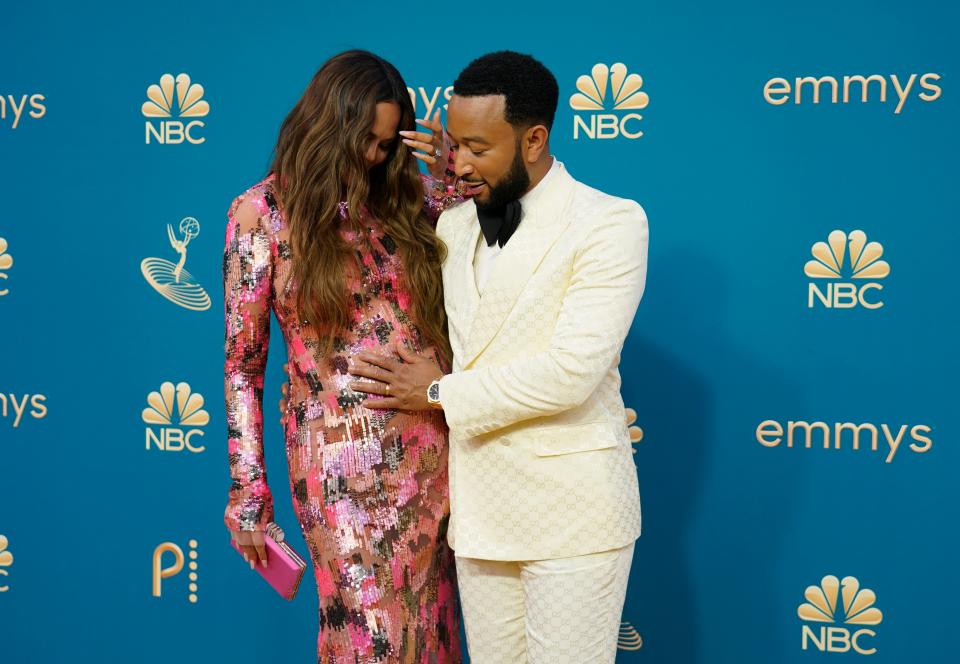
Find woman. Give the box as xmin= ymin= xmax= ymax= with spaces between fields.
xmin=223 ymin=50 xmax=462 ymax=662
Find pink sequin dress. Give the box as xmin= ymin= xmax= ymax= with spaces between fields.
xmin=223 ymin=173 xmax=462 ymax=663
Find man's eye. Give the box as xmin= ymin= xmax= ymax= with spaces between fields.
xmin=471 ymin=148 xmax=486 ymax=156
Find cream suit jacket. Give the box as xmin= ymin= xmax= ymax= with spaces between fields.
xmin=437 ymin=161 xmax=648 ymax=561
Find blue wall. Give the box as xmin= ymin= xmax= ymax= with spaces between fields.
xmin=1 ymin=1 xmax=956 ymax=661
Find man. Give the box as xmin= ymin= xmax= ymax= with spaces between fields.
xmin=352 ymin=51 xmax=648 ymax=662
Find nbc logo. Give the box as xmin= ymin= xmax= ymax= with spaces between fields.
xmin=142 ymin=381 xmax=208 ymax=453
xmin=805 ymin=230 xmax=890 ymax=309
xmin=0 ymin=236 xmax=12 ymax=296
xmin=625 ymin=407 xmax=644 ymax=453
xmin=152 ymin=539 xmax=199 ymax=603
xmin=0 ymin=534 xmax=12 ymax=592
xmin=570 ymin=63 xmax=649 ymax=140
xmin=142 ymin=73 xmax=209 ymax=144
xmin=141 ymin=217 xmax=211 ymax=312
xmin=618 ymin=621 xmax=642 ymax=651
xmin=799 ymin=575 xmax=883 ymax=655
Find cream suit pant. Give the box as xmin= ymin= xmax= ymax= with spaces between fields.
xmin=455 ymin=543 xmax=635 ymax=663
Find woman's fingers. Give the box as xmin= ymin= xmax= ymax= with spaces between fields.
xmin=400 ymin=130 xmax=438 ymax=144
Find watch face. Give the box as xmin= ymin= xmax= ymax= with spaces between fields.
xmin=428 ymin=383 xmax=440 ymax=401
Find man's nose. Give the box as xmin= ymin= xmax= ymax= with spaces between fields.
xmin=453 ymin=150 xmax=473 ymax=178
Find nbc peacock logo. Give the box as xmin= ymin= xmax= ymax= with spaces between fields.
xmin=625 ymin=407 xmax=644 ymax=453
xmin=0 ymin=534 xmax=12 ymax=592
xmin=570 ymin=63 xmax=649 ymax=140
xmin=142 ymin=73 xmax=209 ymax=144
xmin=618 ymin=621 xmax=643 ymax=651
xmin=0 ymin=236 xmax=12 ymax=297
xmin=798 ymin=574 xmax=883 ymax=655
xmin=141 ymin=217 xmax=211 ymax=312
xmin=805 ymin=230 xmax=890 ymax=309
xmin=142 ymin=381 xmax=209 ymax=453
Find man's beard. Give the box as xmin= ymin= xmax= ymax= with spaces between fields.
xmin=475 ymin=146 xmax=530 ymax=213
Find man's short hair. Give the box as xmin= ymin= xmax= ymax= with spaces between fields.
xmin=453 ymin=51 xmax=559 ymax=131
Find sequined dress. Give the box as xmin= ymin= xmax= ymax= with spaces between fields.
xmin=223 ymin=174 xmax=462 ymax=663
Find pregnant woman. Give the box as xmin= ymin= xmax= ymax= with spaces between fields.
xmin=223 ymin=50 xmax=462 ymax=662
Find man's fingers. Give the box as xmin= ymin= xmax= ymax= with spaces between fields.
xmin=350 ymin=380 xmax=389 ymax=396
xmin=396 ymin=343 xmax=420 ymax=363
xmin=356 ymin=352 xmax=399 ymax=372
xmin=366 ymin=397 xmax=402 ymax=410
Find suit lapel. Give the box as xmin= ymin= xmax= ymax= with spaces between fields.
xmin=460 ymin=165 xmax=577 ymax=368
xmin=444 ymin=206 xmax=481 ymax=360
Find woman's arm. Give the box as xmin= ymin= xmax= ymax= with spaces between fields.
xmin=223 ymin=191 xmax=275 ymax=534
xmin=402 ymin=110 xmax=465 ymax=221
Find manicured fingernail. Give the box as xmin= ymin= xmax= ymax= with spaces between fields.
xmin=262 ymin=560 xmax=268 ymax=568
xmin=399 ymin=130 xmax=413 ymax=136
xmin=249 ymin=559 xmax=255 ymax=570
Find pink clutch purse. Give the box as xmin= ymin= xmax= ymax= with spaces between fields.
xmin=230 ymin=522 xmax=307 ymax=600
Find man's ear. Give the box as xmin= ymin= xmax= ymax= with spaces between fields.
xmin=522 ymin=124 xmax=550 ymax=162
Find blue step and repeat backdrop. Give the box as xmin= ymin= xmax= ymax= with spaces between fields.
xmin=1 ymin=1 xmax=956 ymax=662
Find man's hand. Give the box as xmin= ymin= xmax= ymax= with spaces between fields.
xmin=350 ymin=344 xmax=444 ymax=411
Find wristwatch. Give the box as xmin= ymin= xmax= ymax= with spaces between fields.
xmin=427 ymin=379 xmax=442 ymax=409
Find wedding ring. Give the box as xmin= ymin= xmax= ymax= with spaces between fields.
xmin=434 ymin=147 xmax=442 ymax=158
xmin=385 ymin=384 xmax=391 ymax=394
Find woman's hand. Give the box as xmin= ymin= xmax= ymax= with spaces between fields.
xmin=231 ymin=529 xmax=268 ymax=569
xmin=400 ymin=109 xmax=449 ymax=180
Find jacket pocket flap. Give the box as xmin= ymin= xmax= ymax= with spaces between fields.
xmin=532 ymin=422 xmax=619 ymax=457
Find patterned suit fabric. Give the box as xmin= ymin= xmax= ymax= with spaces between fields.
xmin=436 ymin=161 xmax=648 ymax=561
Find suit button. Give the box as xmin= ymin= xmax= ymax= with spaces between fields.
xmin=500 ymin=438 xmax=511 ymax=447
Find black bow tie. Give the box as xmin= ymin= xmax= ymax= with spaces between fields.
xmin=477 ymin=200 xmax=522 ymax=248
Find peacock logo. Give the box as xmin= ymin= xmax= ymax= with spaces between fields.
xmin=570 ymin=63 xmax=649 ymax=140
xmin=0 ymin=237 xmax=12 ymax=296
xmin=142 ymin=73 xmax=209 ymax=144
xmin=142 ymin=381 xmax=208 ymax=453
xmin=152 ymin=539 xmax=199 ymax=603
xmin=141 ymin=217 xmax=211 ymax=312
xmin=625 ymin=407 xmax=644 ymax=453
xmin=618 ymin=621 xmax=643 ymax=651
xmin=0 ymin=534 xmax=12 ymax=592
xmin=805 ymin=230 xmax=890 ymax=309
xmin=798 ymin=575 xmax=883 ymax=655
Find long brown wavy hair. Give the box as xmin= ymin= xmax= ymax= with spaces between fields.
xmin=270 ymin=50 xmax=449 ymax=359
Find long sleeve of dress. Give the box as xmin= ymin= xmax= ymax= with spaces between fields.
xmin=420 ymin=145 xmax=464 ymax=222
xmin=223 ymin=192 xmax=275 ymax=532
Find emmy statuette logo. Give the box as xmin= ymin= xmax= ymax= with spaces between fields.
xmin=0 ymin=237 xmax=12 ymax=296
xmin=142 ymin=73 xmax=209 ymax=144
xmin=798 ymin=575 xmax=883 ymax=655
xmin=152 ymin=539 xmax=199 ymax=603
xmin=804 ymin=230 xmax=890 ymax=309
xmin=0 ymin=535 xmax=13 ymax=592
xmin=141 ymin=217 xmax=211 ymax=312
xmin=142 ymin=381 xmax=209 ymax=453
xmin=570 ymin=63 xmax=649 ymax=140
